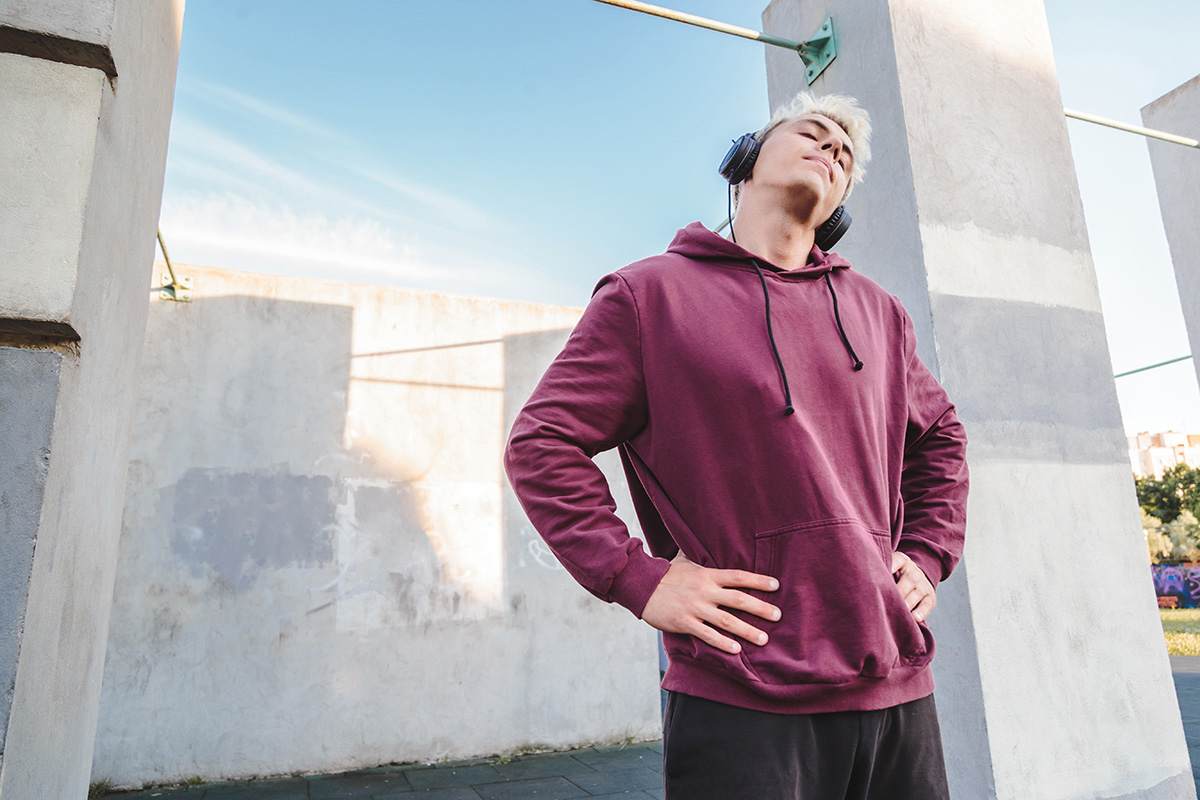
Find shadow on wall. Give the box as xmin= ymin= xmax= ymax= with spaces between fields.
xmin=136 ymin=291 xmax=503 ymax=624
xmin=145 ymin=294 xmax=452 ymax=612
xmin=96 ymin=278 xmax=645 ymax=785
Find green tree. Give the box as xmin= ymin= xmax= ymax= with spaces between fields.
xmin=1136 ymin=464 xmax=1200 ymax=524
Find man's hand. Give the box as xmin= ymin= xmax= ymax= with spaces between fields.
xmin=641 ymin=551 xmax=781 ymax=655
xmin=892 ymin=551 xmax=936 ymax=623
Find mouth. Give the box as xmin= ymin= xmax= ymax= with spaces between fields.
xmin=803 ymin=156 xmax=832 ymax=181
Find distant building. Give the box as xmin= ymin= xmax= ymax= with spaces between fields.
xmin=1129 ymin=431 xmax=1200 ymax=478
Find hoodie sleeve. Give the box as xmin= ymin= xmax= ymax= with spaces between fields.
xmin=503 ymin=272 xmax=672 ymax=619
xmin=895 ymin=303 xmax=970 ymax=589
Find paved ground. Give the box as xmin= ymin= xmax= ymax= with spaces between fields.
xmin=106 ymin=741 xmax=666 ymax=799
xmin=1170 ymin=654 xmax=1200 ymax=791
xmin=109 ymin=660 xmax=1200 ymax=799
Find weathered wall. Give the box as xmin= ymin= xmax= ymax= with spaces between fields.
xmin=763 ymin=0 xmax=1190 ymax=797
xmin=0 ymin=1 xmax=183 ymax=797
xmin=91 ymin=265 xmax=662 ymax=787
xmin=1142 ymin=76 xmax=1200 ymax=396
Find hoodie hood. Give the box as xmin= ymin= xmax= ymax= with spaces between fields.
xmin=666 ymin=221 xmax=853 ymax=278
xmin=667 ymin=221 xmax=863 ymax=416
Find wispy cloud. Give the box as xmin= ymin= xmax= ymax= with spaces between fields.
xmin=166 ymin=113 xmax=430 ymax=226
xmin=168 ymin=113 xmax=320 ymax=195
xmin=170 ymin=80 xmax=496 ymax=232
xmin=159 ymin=193 xmax=582 ymax=305
xmin=330 ymin=158 xmax=495 ymax=231
xmin=179 ymin=77 xmax=341 ymax=140
xmin=161 ymin=193 xmax=448 ymax=283
xmin=161 ymin=82 xmax=583 ymax=304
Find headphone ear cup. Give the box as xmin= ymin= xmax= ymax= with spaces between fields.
xmin=719 ymin=133 xmax=760 ymax=185
xmin=815 ymin=206 xmax=851 ymax=251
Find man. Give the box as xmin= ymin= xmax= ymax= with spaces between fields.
xmin=503 ymin=91 xmax=969 ymax=799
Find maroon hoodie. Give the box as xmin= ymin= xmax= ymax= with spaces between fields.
xmin=504 ymin=222 xmax=969 ymax=714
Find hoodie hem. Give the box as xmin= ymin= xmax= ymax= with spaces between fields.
xmin=661 ymin=653 xmax=935 ymax=714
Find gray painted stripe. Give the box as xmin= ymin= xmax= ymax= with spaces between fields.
xmin=0 ymin=347 xmax=62 ymax=756
xmin=933 ymin=294 xmax=1128 ymax=464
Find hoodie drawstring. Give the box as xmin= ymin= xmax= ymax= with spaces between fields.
xmin=751 ymin=260 xmax=864 ymax=416
xmin=751 ymin=260 xmax=795 ymax=416
xmin=824 ymin=271 xmax=865 ymax=372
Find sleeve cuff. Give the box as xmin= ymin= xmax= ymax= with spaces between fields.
xmin=896 ymin=539 xmax=945 ymax=590
xmin=607 ymin=550 xmax=672 ymax=619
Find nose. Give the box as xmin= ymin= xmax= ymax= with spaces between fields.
xmin=820 ymin=138 xmax=841 ymax=161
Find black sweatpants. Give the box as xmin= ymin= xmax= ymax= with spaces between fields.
xmin=661 ymin=690 xmax=950 ymax=800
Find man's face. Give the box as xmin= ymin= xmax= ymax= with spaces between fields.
xmin=748 ymin=114 xmax=854 ymax=224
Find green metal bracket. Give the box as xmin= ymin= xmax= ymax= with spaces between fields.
xmin=797 ymin=16 xmax=837 ymax=85
xmin=155 ymin=228 xmax=192 ymax=302
xmin=159 ymin=272 xmax=192 ymax=302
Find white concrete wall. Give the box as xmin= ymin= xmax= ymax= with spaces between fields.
xmin=0 ymin=1 xmax=183 ymax=798
xmin=1142 ymin=76 xmax=1200 ymax=396
xmin=0 ymin=53 xmax=102 ymax=324
xmin=92 ymin=265 xmax=663 ymax=788
xmin=763 ymin=1 xmax=1191 ymax=798
xmin=0 ymin=0 xmax=115 ymax=47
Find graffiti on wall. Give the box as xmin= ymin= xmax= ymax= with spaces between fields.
xmin=1152 ymin=563 xmax=1200 ymax=608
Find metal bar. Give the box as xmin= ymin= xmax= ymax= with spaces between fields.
xmin=157 ymin=227 xmax=178 ymax=288
xmin=593 ymin=3 xmax=1200 ymax=149
xmin=1114 ymin=354 xmax=1194 ymax=379
xmin=590 ymin=0 xmax=803 ymax=52
xmin=1065 ymin=108 xmax=1199 ymax=148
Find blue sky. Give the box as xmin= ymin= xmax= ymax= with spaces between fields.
xmin=160 ymin=0 xmax=1200 ymax=438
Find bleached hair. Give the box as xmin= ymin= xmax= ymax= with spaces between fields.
xmin=732 ymin=91 xmax=873 ymax=209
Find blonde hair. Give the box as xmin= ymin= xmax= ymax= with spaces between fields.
xmin=732 ymin=91 xmax=873 ymax=209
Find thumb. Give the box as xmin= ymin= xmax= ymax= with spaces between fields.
xmin=890 ymin=550 xmax=908 ymax=575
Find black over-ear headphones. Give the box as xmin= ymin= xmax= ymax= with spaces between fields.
xmin=719 ymin=132 xmax=852 ymax=251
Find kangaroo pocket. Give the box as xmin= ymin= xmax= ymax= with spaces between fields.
xmin=738 ymin=518 xmax=933 ymax=686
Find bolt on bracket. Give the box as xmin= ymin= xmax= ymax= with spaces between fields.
xmin=797 ymin=16 xmax=837 ymax=85
xmin=159 ymin=273 xmax=192 ymax=302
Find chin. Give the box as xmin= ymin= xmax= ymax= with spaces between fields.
xmin=782 ymin=180 xmax=830 ymax=220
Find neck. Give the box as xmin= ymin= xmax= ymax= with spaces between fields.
xmin=729 ymin=191 xmax=821 ymax=270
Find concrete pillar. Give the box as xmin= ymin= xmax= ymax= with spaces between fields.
xmin=763 ymin=1 xmax=1192 ymax=797
xmin=1142 ymin=76 xmax=1200 ymax=394
xmin=0 ymin=1 xmax=183 ymax=797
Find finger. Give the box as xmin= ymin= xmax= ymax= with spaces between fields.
xmin=911 ymin=593 xmax=936 ymax=623
xmin=895 ymin=565 xmax=924 ymax=597
xmin=891 ymin=551 xmax=908 ymax=574
xmin=903 ymin=583 xmax=936 ymax=613
xmin=689 ymin=619 xmax=743 ymax=654
xmin=902 ymin=585 xmax=925 ymax=611
xmin=703 ymin=607 xmax=770 ymax=646
xmin=716 ymin=588 xmax=782 ymax=622
xmin=713 ymin=568 xmax=780 ymax=592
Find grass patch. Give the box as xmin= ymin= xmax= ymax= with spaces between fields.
xmin=1161 ymin=608 xmax=1200 ymax=656
xmin=88 ymin=780 xmax=115 ymax=798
